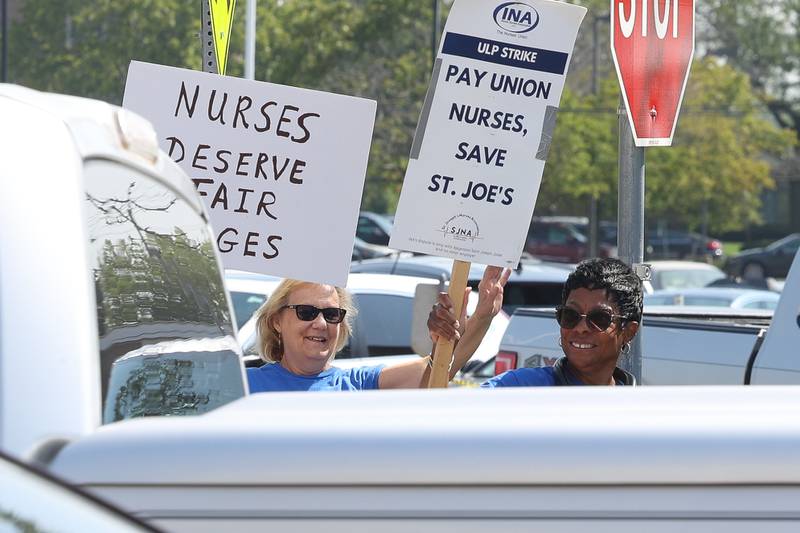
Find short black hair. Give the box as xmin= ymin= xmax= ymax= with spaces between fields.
xmin=562 ymin=258 xmax=643 ymax=322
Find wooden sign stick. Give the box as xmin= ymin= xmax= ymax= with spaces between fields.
xmin=427 ymin=259 xmax=471 ymax=388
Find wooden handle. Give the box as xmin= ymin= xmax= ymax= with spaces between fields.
xmin=427 ymin=259 xmax=471 ymax=388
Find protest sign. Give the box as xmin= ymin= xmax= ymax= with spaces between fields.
xmin=390 ymin=0 xmax=586 ymax=267
xmin=123 ymin=61 xmax=376 ymax=286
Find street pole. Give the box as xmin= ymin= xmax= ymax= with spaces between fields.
xmin=617 ymin=95 xmax=645 ymax=383
xmin=200 ymin=0 xmax=218 ymax=74
xmin=432 ymin=0 xmax=440 ymax=70
xmin=588 ymin=13 xmax=605 ymax=258
xmin=244 ymin=0 xmax=256 ymax=80
xmin=1 ymin=0 xmax=7 ymax=83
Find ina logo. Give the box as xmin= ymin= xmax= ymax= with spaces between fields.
xmin=493 ymin=2 xmax=540 ymax=34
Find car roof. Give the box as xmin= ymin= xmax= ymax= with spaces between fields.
xmin=351 ymin=255 xmax=571 ymax=283
xmin=225 ymin=270 xmax=439 ymax=297
xmin=646 ymin=287 xmax=779 ymax=299
xmin=648 ymin=260 xmax=724 ymax=272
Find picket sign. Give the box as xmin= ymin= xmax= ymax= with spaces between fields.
xmin=389 ymin=0 xmax=586 ymax=387
xmin=123 ymin=61 xmax=376 ymax=286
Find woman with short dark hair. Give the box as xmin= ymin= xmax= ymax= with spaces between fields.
xmin=429 ymin=258 xmax=642 ymax=387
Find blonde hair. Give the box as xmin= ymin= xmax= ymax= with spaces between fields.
xmin=255 ymin=279 xmax=356 ymax=363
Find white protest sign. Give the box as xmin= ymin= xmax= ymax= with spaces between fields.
xmin=123 ymin=61 xmax=376 ymax=286
xmin=390 ymin=0 xmax=586 ymax=266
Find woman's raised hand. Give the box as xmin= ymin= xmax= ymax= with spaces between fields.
xmin=474 ymin=266 xmax=511 ymax=321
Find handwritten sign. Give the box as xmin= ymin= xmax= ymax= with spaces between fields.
xmin=390 ymin=0 xmax=586 ymax=266
xmin=123 ymin=61 xmax=376 ymax=286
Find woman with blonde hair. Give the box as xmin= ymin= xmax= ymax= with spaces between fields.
xmin=247 ymin=267 xmax=509 ymax=392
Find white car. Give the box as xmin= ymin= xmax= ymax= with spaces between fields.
xmin=645 ymin=287 xmax=781 ymax=310
xmin=646 ymin=260 xmax=726 ymax=292
xmin=229 ymin=272 xmax=509 ymax=370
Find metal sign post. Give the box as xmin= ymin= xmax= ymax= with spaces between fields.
xmin=617 ymin=96 xmax=645 ymax=382
xmin=200 ymin=1 xmax=219 ymax=74
xmin=611 ymin=0 xmax=696 ymax=383
xmin=245 ymin=0 xmax=256 ymax=80
xmin=201 ymin=0 xmax=236 ymax=75
xmin=1 ymin=0 xmax=7 ymax=82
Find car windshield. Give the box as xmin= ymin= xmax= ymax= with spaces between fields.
xmin=657 ymin=269 xmax=725 ymax=290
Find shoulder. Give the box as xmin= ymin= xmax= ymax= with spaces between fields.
xmin=340 ymin=364 xmax=385 ymax=390
xmin=481 ymin=367 xmax=556 ymax=388
xmin=246 ymin=363 xmax=284 ymax=393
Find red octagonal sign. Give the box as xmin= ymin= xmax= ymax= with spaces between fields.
xmin=611 ymin=0 xmax=695 ymax=147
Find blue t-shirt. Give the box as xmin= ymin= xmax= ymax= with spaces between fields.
xmin=481 ymin=366 xmax=631 ymax=388
xmin=481 ymin=367 xmax=558 ymax=388
xmin=247 ymin=363 xmax=385 ymax=393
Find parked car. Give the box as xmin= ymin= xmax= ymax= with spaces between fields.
xmin=233 ymin=272 xmax=510 ymax=368
xmin=356 ymin=211 xmax=394 ymax=246
xmin=525 ymin=216 xmax=614 ymax=263
xmin=724 ymin=233 xmax=800 ymax=281
xmin=645 ymin=229 xmax=723 ymax=261
xmin=644 ymin=288 xmax=781 ymax=310
xmin=350 ymin=254 xmax=569 ymax=314
xmin=647 ymin=260 xmax=726 ymax=292
xmin=224 ymin=270 xmax=282 ymax=329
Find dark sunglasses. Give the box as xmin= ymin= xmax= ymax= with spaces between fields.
xmin=555 ymin=306 xmax=627 ymax=331
xmin=282 ymin=304 xmax=347 ymax=324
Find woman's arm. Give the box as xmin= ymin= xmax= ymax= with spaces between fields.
xmin=377 ymin=266 xmax=509 ymax=389
xmin=448 ymin=266 xmax=510 ymax=379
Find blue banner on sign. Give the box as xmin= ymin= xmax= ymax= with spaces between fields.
xmin=441 ymin=32 xmax=568 ymax=75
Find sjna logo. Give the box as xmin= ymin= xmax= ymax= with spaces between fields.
xmin=493 ymin=2 xmax=540 ymax=34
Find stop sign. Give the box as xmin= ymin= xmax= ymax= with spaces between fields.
xmin=611 ymin=0 xmax=695 ymax=147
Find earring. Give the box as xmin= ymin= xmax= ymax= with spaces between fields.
xmin=621 ymin=342 xmax=631 ymax=355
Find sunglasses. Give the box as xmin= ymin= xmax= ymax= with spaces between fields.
xmin=555 ymin=306 xmax=627 ymax=331
xmin=282 ymin=304 xmax=347 ymax=324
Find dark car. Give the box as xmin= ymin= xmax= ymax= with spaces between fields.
xmin=349 ymin=255 xmax=569 ymax=314
xmin=645 ymin=230 xmax=723 ymax=261
xmin=525 ymin=217 xmax=615 ymax=263
xmin=724 ymin=233 xmax=800 ymax=281
xmin=356 ymin=211 xmax=394 ymax=246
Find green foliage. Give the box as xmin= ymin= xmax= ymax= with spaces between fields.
xmin=540 ymin=58 xmax=795 ymax=233
xmin=7 ymin=0 xmax=795 ymax=232
xmin=700 ymin=0 xmax=800 ymax=135
xmin=10 ymin=0 xmax=199 ymax=103
xmin=647 ymin=58 xmax=795 ymax=232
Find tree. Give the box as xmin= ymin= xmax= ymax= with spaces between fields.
xmin=10 ymin=0 xmax=199 ymax=103
xmin=647 ymin=58 xmax=795 ymax=232
xmin=9 ymin=0 xmax=438 ymax=213
xmin=539 ymin=58 xmax=794 ymax=234
xmin=700 ymin=0 xmax=800 ymax=136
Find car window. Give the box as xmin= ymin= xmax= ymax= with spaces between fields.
xmin=682 ymin=296 xmax=731 ymax=307
xmin=645 ymin=296 xmax=675 ymax=305
xmin=547 ymin=226 xmax=570 ymax=244
xmin=742 ymin=299 xmax=779 ymax=310
xmin=472 ymin=357 xmax=496 ymax=379
xmin=781 ymin=238 xmax=800 ymax=255
xmin=0 ymin=452 xmax=159 ymax=533
xmin=230 ymin=291 xmax=268 ymax=329
xmin=473 ymin=281 xmax=563 ymax=314
xmin=83 ymin=160 xmax=245 ymax=424
xmin=357 ymin=216 xmax=390 ymax=246
xmin=351 ymin=293 xmax=413 ymax=356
